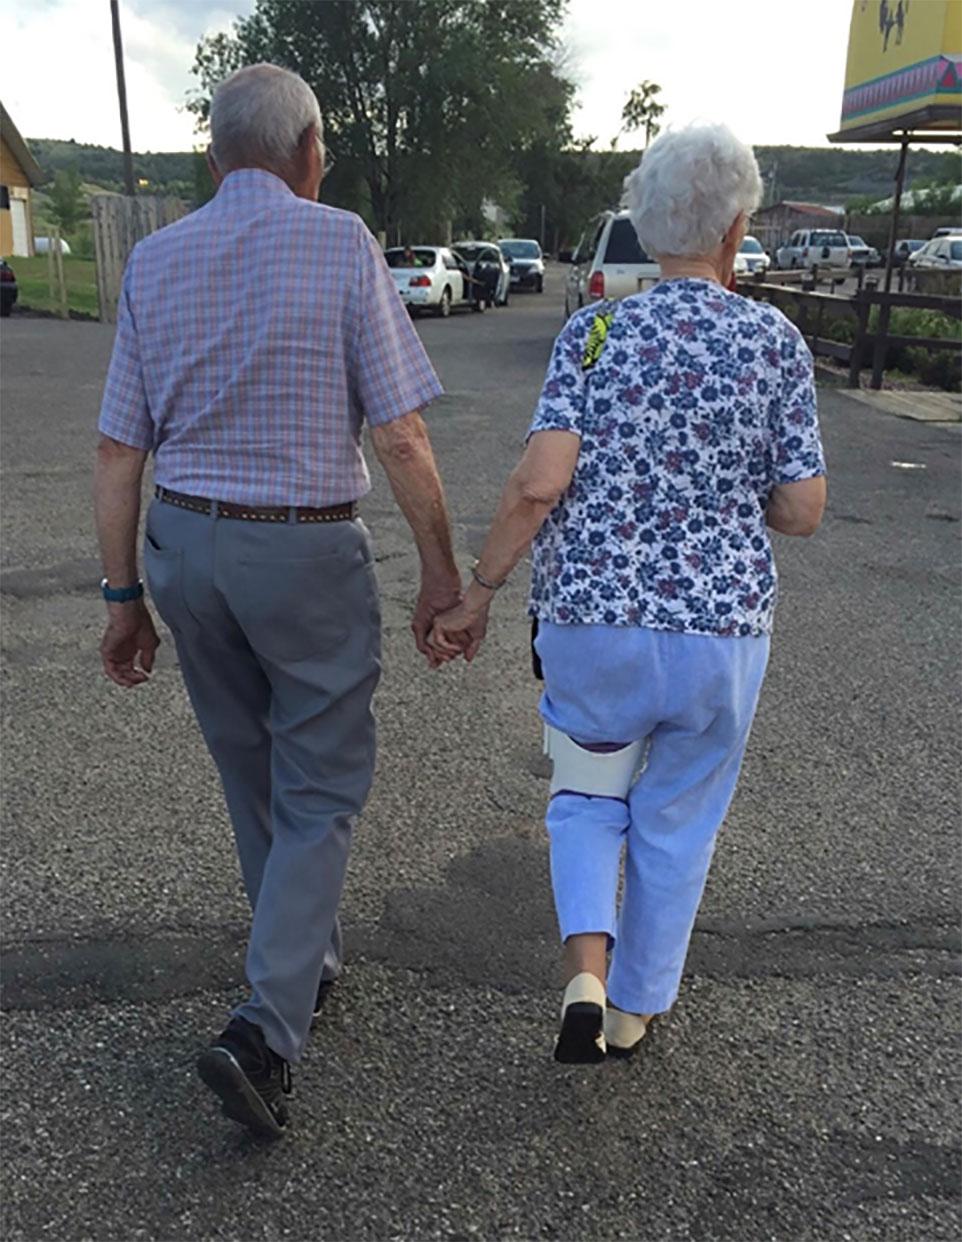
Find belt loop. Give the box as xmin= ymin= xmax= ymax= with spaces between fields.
xmin=289 ymin=506 xmax=298 ymax=524
xmin=211 ymin=499 xmax=219 ymax=520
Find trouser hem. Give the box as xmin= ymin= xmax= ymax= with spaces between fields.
xmin=606 ymin=980 xmax=679 ymax=1017
xmin=232 ymin=1001 xmax=302 ymax=1066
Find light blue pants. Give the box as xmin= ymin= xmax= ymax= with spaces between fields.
xmin=536 ymin=622 xmax=770 ymax=1016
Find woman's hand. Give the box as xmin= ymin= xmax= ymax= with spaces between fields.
xmin=428 ymin=597 xmax=490 ymax=664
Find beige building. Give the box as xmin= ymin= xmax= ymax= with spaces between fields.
xmin=1 ymin=102 xmax=43 ymax=257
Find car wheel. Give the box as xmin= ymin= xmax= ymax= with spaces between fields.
xmin=536 ymin=276 xmax=544 ymax=293
xmin=434 ymin=287 xmax=452 ymax=318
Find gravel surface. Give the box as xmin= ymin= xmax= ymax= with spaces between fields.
xmin=2 ymin=266 xmax=960 ymax=1240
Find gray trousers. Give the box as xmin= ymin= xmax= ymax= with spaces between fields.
xmin=144 ymin=499 xmax=381 ymax=1063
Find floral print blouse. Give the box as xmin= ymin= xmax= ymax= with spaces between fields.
xmin=528 ymin=279 xmax=825 ymax=637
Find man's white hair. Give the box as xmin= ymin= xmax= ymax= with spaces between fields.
xmin=210 ymin=63 xmax=323 ymax=175
xmin=625 ymin=123 xmax=762 ymax=258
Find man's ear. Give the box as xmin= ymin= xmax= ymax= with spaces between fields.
xmin=206 ymin=145 xmax=223 ymax=188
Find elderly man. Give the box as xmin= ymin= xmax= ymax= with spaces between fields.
xmin=94 ymin=64 xmax=458 ymax=1138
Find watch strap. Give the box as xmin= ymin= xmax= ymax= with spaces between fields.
xmin=101 ymin=578 xmax=144 ymax=603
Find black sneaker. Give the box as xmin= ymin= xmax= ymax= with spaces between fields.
xmin=312 ymin=978 xmax=337 ymax=1022
xmin=196 ymin=1016 xmax=292 ymax=1139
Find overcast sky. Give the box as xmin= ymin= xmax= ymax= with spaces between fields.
xmin=5 ymin=0 xmax=852 ymax=152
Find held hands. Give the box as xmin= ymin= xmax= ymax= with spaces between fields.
xmin=426 ymin=591 xmax=491 ymax=667
xmin=100 ymin=600 xmax=160 ymax=687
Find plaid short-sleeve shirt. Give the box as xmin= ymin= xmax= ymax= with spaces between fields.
xmin=99 ymin=169 xmax=443 ymax=505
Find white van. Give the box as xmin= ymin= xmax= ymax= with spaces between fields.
xmin=775 ymin=229 xmax=850 ymax=270
xmin=563 ymin=211 xmax=660 ymax=319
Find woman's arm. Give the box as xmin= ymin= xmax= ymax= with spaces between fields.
xmin=429 ymin=430 xmax=581 ymax=659
xmin=766 ymin=476 xmax=826 ymax=536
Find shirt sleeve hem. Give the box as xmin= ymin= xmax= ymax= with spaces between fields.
xmin=97 ymin=419 xmax=154 ymax=452
xmin=363 ymin=377 xmax=445 ymax=428
xmin=772 ymin=466 xmax=826 ymax=485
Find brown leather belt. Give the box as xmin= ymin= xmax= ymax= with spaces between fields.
xmin=155 ymin=486 xmax=357 ymax=525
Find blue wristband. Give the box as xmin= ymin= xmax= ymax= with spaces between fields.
xmin=101 ymin=578 xmax=144 ymax=603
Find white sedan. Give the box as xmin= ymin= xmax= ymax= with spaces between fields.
xmin=384 ymin=246 xmax=473 ymax=317
xmin=738 ymin=235 xmax=770 ymax=274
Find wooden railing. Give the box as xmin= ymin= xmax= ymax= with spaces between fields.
xmin=736 ymin=271 xmax=961 ymax=390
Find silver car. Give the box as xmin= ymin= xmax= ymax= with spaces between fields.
xmin=498 ymin=238 xmax=545 ymax=292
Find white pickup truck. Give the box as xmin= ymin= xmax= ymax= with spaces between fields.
xmin=775 ymin=229 xmax=850 ymax=270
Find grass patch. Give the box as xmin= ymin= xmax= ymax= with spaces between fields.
xmin=7 ymin=256 xmax=99 ymax=317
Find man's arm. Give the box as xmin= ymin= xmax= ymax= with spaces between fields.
xmin=369 ymin=410 xmax=461 ymax=661
xmin=93 ymin=434 xmax=160 ymax=687
xmin=428 ymin=430 xmax=581 ymax=661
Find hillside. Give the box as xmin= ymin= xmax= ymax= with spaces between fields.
xmin=27 ymin=136 xmax=960 ymax=207
xmin=28 ymin=138 xmax=196 ymax=197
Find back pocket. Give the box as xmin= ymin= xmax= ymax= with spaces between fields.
xmin=231 ymin=553 xmax=359 ymax=664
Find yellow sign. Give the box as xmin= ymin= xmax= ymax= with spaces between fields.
xmin=837 ymin=0 xmax=961 ymax=138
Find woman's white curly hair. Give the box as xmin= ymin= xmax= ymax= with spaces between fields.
xmin=625 ymin=123 xmax=762 ymax=258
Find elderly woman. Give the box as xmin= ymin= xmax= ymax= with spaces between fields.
xmin=429 ymin=124 xmax=826 ymax=1063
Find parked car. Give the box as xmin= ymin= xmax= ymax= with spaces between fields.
xmin=737 ymin=234 xmax=770 ymax=273
xmin=452 ymin=241 xmax=510 ymax=306
xmin=497 ymin=238 xmax=545 ymax=292
xmin=775 ymin=229 xmax=850 ymax=270
xmin=845 ymin=235 xmax=881 ymax=267
xmin=384 ymin=246 xmax=474 ymax=317
xmin=34 ymin=236 xmax=72 ymax=256
xmin=0 ymin=259 xmax=17 ymax=316
xmin=563 ymin=210 xmax=660 ymax=319
xmin=909 ymin=236 xmax=962 ymax=270
xmin=891 ymin=239 xmax=926 ymax=267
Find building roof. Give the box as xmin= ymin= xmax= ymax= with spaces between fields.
xmin=755 ymin=200 xmax=843 ymax=219
xmin=0 ymin=102 xmax=44 ymax=187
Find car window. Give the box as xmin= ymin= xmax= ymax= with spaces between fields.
xmin=385 ymin=248 xmax=435 ymax=268
xmin=580 ymin=220 xmax=605 ymax=263
xmin=811 ymin=232 xmax=846 ymax=247
xmin=951 ymin=242 xmax=962 ymax=261
xmin=499 ymin=240 xmax=541 ymax=259
xmin=603 ymin=217 xmax=649 ymax=264
xmin=740 ymin=237 xmax=764 ymax=254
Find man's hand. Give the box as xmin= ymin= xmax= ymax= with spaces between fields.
xmin=100 ymin=600 xmax=161 ymax=688
xmin=428 ymin=597 xmax=490 ymax=665
xmin=412 ymin=572 xmax=463 ymax=668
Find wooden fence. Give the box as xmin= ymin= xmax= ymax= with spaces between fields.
xmin=736 ymin=271 xmax=962 ymax=390
xmin=91 ymin=195 xmax=188 ymax=323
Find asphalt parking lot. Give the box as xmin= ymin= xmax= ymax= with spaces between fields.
xmin=2 ymin=265 xmax=960 ymax=1241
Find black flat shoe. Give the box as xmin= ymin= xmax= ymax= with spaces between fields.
xmin=312 ymin=978 xmax=337 ymax=1022
xmin=197 ymin=1016 xmax=292 ymax=1139
xmin=554 ymin=972 xmax=607 ymax=1064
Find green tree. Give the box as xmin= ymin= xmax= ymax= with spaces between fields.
xmin=188 ymin=0 xmax=572 ymax=241
xmin=47 ymin=168 xmax=86 ymax=233
xmin=617 ymin=80 xmax=665 ymax=149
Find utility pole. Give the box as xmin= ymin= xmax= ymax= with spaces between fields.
xmin=110 ymin=0 xmax=136 ymax=196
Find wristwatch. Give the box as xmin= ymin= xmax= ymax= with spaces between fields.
xmin=101 ymin=577 xmax=144 ymax=603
